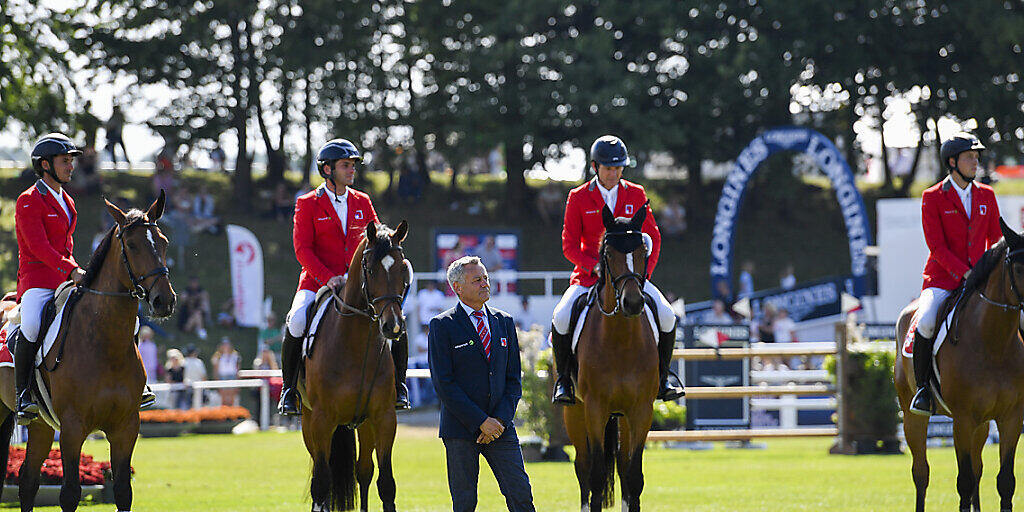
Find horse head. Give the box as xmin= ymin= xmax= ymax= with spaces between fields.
xmin=103 ymin=190 xmax=176 ymax=317
xmin=999 ymin=218 xmax=1024 ymax=304
xmin=362 ymin=220 xmax=410 ymax=340
xmin=600 ymin=203 xmax=649 ymax=318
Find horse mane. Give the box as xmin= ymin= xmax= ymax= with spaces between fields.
xmin=961 ymin=237 xmax=1008 ymax=297
xmin=81 ymin=209 xmax=148 ymax=288
xmin=366 ymin=223 xmax=397 ymax=264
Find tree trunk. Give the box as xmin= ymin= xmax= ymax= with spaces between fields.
xmin=504 ymin=135 xmax=526 ymax=214
xmin=229 ymin=16 xmax=252 ymax=203
xmin=685 ymin=154 xmax=704 ymax=212
xmin=897 ymin=126 xmax=926 ymax=197
xmin=301 ymin=76 xmax=313 ymax=184
xmin=933 ymin=121 xmax=944 ymax=182
xmin=879 ymin=123 xmax=893 ymax=191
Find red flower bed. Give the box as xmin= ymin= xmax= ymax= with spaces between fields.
xmin=139 ymin=406 xmax=250 ymax=424
xmin=5 ymin=447 xmax=126 ymax=486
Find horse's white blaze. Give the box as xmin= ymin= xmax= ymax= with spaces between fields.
xmin=145 ymin=230 xmax=156 ymax=250
xmin=626 ymin=255 xmax=634 ymax=272
xmin=381 ymin=254 xmax=395 ymax=270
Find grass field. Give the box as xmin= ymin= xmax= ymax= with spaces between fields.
xmin=7 ymin=425 xmax=1022 ymax=511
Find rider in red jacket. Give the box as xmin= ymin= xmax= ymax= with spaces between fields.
xmin=910 ymin=132 xmax=1001 ymax=416
xmin=550 ymin=135 xmax=684 ymax=405
xmin=13 ymin=133 xmax=86 ymax=423
xmin=278 ymin=138 xmax=411 ymax=415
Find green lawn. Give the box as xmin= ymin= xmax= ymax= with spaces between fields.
xmin=8 ymin=426 xmax=1022 ymax=511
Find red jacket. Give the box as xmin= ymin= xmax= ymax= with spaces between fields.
xmin=921 ymin=178 xmax=1001 ymax=290
xmin=562 ymin=178 xmax=661 ymax=287
xmin=293 ymin=185 xmax=378 ymax=292
xmin=16 ymin=181 xmax=79 ymax=300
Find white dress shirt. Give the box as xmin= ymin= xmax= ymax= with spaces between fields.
xmin=321 ymin=183 xmax=349 ymax=233
xmin=950 ymin=178 xmax=972 ymax=219
xmin=459 ymin=301 xmax=490 ymax=340
xmin=596 ymin=178 xmax=619 ymax=213
xmin=42 ymin=181 xmax=71 ymax=222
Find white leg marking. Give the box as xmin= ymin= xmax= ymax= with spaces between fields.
xmin=622 ymin=499 xmax=629 ymax=512
xmin=581 ymin=505 xmax=590 ymax=512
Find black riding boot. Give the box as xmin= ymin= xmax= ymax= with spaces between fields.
xmin=14 ymin=330 xmax=39 ymax=425
xmin=392 ymin=332 xmax=411 ymax=410
xmin=550 ymin=325 xmax=576 ymax=405
xmin=656 ymin=329 xmax=685 ymax=401
xmin=910 ymin=330 xmax=935 ymax=416
xmin=277 ymin=330 xmax=303 ymax=416
xmin=135 ymin=332 xmax=157 ymax=410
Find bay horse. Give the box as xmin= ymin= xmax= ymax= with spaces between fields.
xmin=895 ymin=218 xmax=1024 ymax=512
xmin=563 ymin=205 xmax=659 ymax=512
xmin=300 ymin=220 xmax=409 ymax=512
xmin=0 ymin=192 xmax=175 ymax=511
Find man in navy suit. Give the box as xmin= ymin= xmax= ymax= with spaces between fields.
xmin=428 ymin=256 xmax=535 ymax=512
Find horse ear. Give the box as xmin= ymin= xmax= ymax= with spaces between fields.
xmin=147 ymin=189 xmax=166 ymax=221
xmin=392 ymin=220 xmax=408 ymax=244
xmin=1000 ymin=217 xmax=1024 ymax=248
xmin=630 ymin=201 xmax=649 ymax=230
xmin=366 ymin=222 xmax=378 ymax=242
xmin=104 ymin=197 xmax=127 ymax=226
xmin=602 ymin=205 xmax=615 ymax=229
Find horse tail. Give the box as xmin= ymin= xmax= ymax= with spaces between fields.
xmin=601 ymin=416 xmax=619 ymax=508
xmin=0 ymin=411 xmax=14 ymax=502
xmin=328 ymin=426 xmax=357 ymax=511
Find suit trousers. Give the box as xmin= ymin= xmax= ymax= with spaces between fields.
xmin=442 ymin=431 xmax=535 ymax=512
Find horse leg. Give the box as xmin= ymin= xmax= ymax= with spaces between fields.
xmin=564 ymin=405 xmax=590 ymax=511
xmin=969 ymin=423 xmax=988 ymax=512
xmin=19 ymin=421 xmax=55 ymax=512
xmin=903 ymin=411 xmax=930 ymax=512
xmin=355 ymin=425 xmax=375 ymax=512
xmin=585 ymin=410 xmax=614 ymax=512
xmin=373 ymin=412 xmax=398 ymax=512
xmin=0 ymin=411 xmax=15 ymax=503
xmin=106 ymin=415 xmax=141 ymax=512
xmin=953 ymin=419 xmax=980 ymax=512
xmin=622 ymin=406 xmax=652 ymax=512
xmin=995 ymin=409 xmax=1024 ymax=512
xmin=57 ymin=419 xmax=86 ymax=511
xmin=301 ymin=410 xmax=331 ymax=511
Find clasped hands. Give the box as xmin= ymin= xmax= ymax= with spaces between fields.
xmin=476 ymin=417 xmax=504 ymax=445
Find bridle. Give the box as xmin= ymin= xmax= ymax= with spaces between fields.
xmin=978 ymin=247 xmax=1024 ymax=312
xmin=594 ymin=232 xmax=647 ymax=316
xmin=82 ymin=219 xmax=170 ymax=301
xmin=334 ymin=244 xmax=409 ymax=327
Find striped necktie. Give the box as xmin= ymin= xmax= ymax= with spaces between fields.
xmin=471 ymin=310 xmax=491 ymax=360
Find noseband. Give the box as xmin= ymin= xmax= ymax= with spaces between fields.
xmin=82 ymin=220 xmax=170 ymax=301
xmin=595 ymin=233 xmax=646 ymax=316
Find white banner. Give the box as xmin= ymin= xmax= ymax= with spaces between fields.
xmin=226 ymin=225 xmax=265 ymax=328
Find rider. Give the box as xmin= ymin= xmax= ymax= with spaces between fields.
xmin=278 ymin=138 xmax=411 ymax=415
xmin=910 ymin=132 xmax=1002 ymax=416
xmin=549 ymin=135 xmax=685 ymax=405
xmin=13 ymin=133 xmax=86 ymax=423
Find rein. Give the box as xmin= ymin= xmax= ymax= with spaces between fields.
xmin=976 ymin=247 xmax=1024 ymax=311
xmin=594 ymin=235 xmax=646 ymax=316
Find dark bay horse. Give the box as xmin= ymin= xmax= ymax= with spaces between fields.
xmin=0 ymin=193 xmax=175 ymax=511
xmin=895 ymin=218 xmax=1024 ymax=512
xmin=301 ymin=221 xmax=410 ymax=512
xmin=563 ymin=206 xmax=659 ymax=512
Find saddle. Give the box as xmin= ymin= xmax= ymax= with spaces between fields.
xmin=568 ymin=288 xmax=662 ymax=354
xmin=300 ymin=286 xmax=339 ymax=359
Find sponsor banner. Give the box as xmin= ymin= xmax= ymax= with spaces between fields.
xmin=434 ymin=229 xmax=520 ymax=294
xmin=682 ymin=324 xmax=751 ymax=430
xmin=226 ymin=225 xmax=265 ymax=328
xmin=686 ymin=275 xmax=853 ymax=324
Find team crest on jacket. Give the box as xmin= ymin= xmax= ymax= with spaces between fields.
xmin=980 ymin=205 xmax=987 ymax=215
xmin=355 ymin=210 xmax=363 ymax=220
xmin=625 ymin=204 xmax=634 ymax=215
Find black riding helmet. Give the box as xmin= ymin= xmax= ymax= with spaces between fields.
xmin=31 ymin=133 xmax=82 ymax=183
xmin=316 ymin=138 xmax=363 ymax=180
xmin=590 ymin=135 xmax=631 ymax=169
xmin=940 ymin=132 xmax=985 ymax=183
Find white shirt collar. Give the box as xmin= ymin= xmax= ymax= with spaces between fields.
xmin=949 ymin=177 xmax=972 ymax=216
xmin=321 ymin=183 xmax=349 ymax=203
xmin=41 ymin=180 xmax=63 ymax=199
xmin=459 ymin=301 xmax=488 ymax=319
xmin=949 ymin=177 xmax=972 ymax=195
xmin=595 ymin=178 xmax=619 ymax=212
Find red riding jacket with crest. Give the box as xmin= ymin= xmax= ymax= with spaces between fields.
xmin=921 ymin=177 xmax=1001 ymax=291
xmin=561 ymin=178 xmax=661 ymax=287
xmin=15 ymin=180 xmax=79 ymax=300
xmin=293 ymin=185 xmax=379 ymax=293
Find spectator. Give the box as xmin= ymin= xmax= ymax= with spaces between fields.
xmin=738 ymin=261 xmax=755 ymax=299
xmin=258 ymin=313 xmax=283 ymax=354
xmin=210 ymin=144 xmax=226 ymax=173
xmin=780 ymin=265 xmax=796 ymax=290
xmin=217 ymin=297 xmax=237 ymax=328
xmin=253 ymin=346 xmax=283 ymax=421
xmin=659 ymin=196 xmax=687 ymax=238
xmin=754 ymin=304 xmax=777 ymax=343
xmin=138 ymin=326 xmax=159 ymax=384
xmin=515 ymin=295 xmax=538 ymax=332
xmin=442 ymin=240 xmax=468 ymax=270
xmin=536 ymin=182 xmax=563 ymax=226
xmin=211 ymin=338 xmax=241 ymax=406
xmin=708 ymin=299 xmax=733 ymax=324
xmin=476 ymin=235 xmax=504 ymax=272
xmin=77 ymin=101 xmax=102 ymax=150
xmin=179 ymin=276 xmax=211 ymax=340
xmin=190 ymin=186 xmax=220 ymax=234
xmin=271 ymin=183 xmax=294 ymax=222
xmin=417 ymin=280 xmax=447 ymax=329
xmin=182 ymin=345 xmax=207 ymax=408
xmin=104 ymin=104 xmax=130 ymax=168
xmin=165 ymin=349 xmax=188 ymax=409
xmin=773 ymin=308 xmax=797 ymax=343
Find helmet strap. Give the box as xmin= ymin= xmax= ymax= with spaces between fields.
xmin=42 ymin=158 xmax=68 ymax=185
xmin=950 ymin=157 xmax=974 ymax=184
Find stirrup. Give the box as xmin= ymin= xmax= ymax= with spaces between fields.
xmin=552 ymin=378 xmax=576 ymax=405
xmin=16 ymin=394 xmax=39 ymax=425
xmin=658 ymin=376 xmax=685 ymax=401
xmin=395 ymin=383 xmax=411 ymax=410
xmin=278 ymin=388 xmax=301 ymax=416
xmin=909 ymin=387 xmax=934 ymax=416
xmin=140 ymin=386 xmax=157 ymax=410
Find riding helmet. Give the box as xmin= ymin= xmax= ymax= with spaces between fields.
xmin=316 ymin=138 xmax=362 ymax=174
xmin=31 ymin=133 xmax=82 ymax=178
xmin=939 ymin=132 xmax=985 ymax=169
xmin=590 ymin=135 xmax=631 ymax=168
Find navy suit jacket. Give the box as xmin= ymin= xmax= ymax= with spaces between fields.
xmin=428 ymin=304 xmax=523 ymax=439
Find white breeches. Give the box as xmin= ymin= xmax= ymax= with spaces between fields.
xmin=285 ymin=290 xmax=316 ymax=338
xmin=915 ymin=287 xmax=951 ymax=339
xmin=19 ymin=288 xmax=54 ymax=344
xmin=551 ymin=281 xmax=677 ymax=335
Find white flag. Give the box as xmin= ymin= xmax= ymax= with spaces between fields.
xmin=226 ymin=225 xmax=265 ymax=328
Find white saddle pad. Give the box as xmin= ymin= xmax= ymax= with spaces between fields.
xmin=571 ymin=301 xmax=659 ymax=352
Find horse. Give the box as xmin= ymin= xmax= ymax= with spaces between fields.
xmin=300 ymin=220 xmax=410 ymax=512
xmin=0 ymin=192 xmax=175 ymax=511
xmin=563 ymin=205 xmax=660 ymax=512
xmin=895 ymin=218 xmax=1024 ymax=512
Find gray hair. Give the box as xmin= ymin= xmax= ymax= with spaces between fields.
xmin=447 ymin=256 xmax=485 ymax=288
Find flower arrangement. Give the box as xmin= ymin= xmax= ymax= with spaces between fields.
xmin=139 ymin=406 xmax=251 ymax=424
xmin=195 ymin=406 xmax=250 ymax=423
xmin=6 ymin=447 xmax=120 ymax=486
